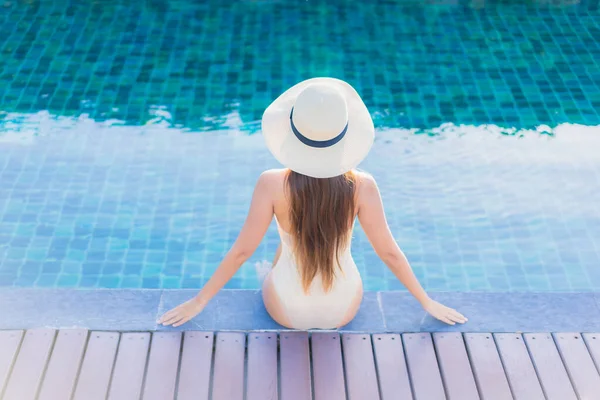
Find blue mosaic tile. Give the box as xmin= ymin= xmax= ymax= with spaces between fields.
xmin=57 ymin=274 xmax=79 ymax=287
xmin=35 ymin=273 xmax=59 ymax=288
xmin=0 ymin=0 xmax=599 ymax=128
xmin=0 ymin=0 xmax=599 ymax=290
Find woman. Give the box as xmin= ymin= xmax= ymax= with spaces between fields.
xmin=159 ymin=78 xmax=467 ymax=329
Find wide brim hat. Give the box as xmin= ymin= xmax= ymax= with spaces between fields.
xmin=261 ymin=77 xmax=374 ymax=178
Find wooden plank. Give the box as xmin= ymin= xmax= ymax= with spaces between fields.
xmin=177 ymin=332 xmax=214 ymax=400
xmin=3 ymin=328 xmax=56 ymax=400
xmin=311 ymin=332 xmax=346 ymax=400
xmin=342 ymin=333 xmax=380 ymax=400
xmin=280 ymin=332 xmax=312 ymax=400
xmin=0 ymin=330 xmax=24 ymax=396
xmin=142 ymin=332 xmax=182 ymax=400
xmin=464 ymin=333 xmax=512 ymax=400
xmin=402 ymin=333 xmax=445 ymax=400
xmin=494 ymin=333 xmax=544 ymax=400
xmin=38 ymin=329 xmax=88 ymax=400
xmin=72 ymin=331 xmax=120 ymax=400
xmin=582 ymin=333 xmax=600 ymax=372
xmin=553 ymin=332 xmax=600 ymax=399
xmin=211 ymin=332 xmax=245 ymax=400
xmin=108 ymin=332 xmax=150 ymax=400
xmin=372 ymin=334 xmax=412 ymax=400
xmin=523 ymin=333 xmax=577 ymax=400
xmin=247 ymin=332 xmax=278 ymax=400
xmin=432 ymin=333 xmax=479 ymax=400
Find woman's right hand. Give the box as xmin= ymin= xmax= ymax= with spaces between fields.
xmin=421 ymin=298 xmax=468 ymax=325
xmin=158 ymin=297 xmax=206 ymax=327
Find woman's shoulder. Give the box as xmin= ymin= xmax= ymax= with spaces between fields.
xmin=352 ymin=170 xmax=379 ymax=206
xmin=256 ymin=168 xmax=376 ymax=191
xmin=353 ymin=170 xmax=377 ymax=189
xmin=258 ymin=168 xmax=287 ymax=182
xmin=256 ymin=169 xmax=287 ymax=191
xmin=260 ymin=168 xmax=287 ymax=177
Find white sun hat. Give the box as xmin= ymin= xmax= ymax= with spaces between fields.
xmin=261 ymin=77 xmax=374 ymax=178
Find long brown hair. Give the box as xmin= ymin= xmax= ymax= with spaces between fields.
xmin=285 ymin=169 xmax=356 ymax=293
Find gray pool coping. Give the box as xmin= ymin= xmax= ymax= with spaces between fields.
xmin=1 ymin=289 xmax=600 ymax=333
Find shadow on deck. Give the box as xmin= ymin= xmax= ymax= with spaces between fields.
xmin=1 ymin=329 xmax=600 ymax=399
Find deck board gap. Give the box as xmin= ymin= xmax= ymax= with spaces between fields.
xmin=69 ymin=330 xmax=90 ymax=400
xmin=522 ymin=333 xmax=551 ymax=400
xmin=492 ymin=334 xmax=518 ymax=400
xmin=462 ymin=333 xmax=485 ymax=400
xmin=430 ymin=332 xmax=451 ymax=400
xmin=277 ymin=333 xmax=282 ymax=400
xmin=582 ymin=334 xmax=600 ymax=375
xmin=368 ymin=335 xmax=384 ymax=400
xmin=339 ymin=334 xmax=351 ymax=400
xmin=309 ymin=335 xmax=316 ymax=400
xmin=0 ymin=331 xmax=25 ymax=400
xmin=243 ymin=333 xmax=249 ymax=400
xmin=550 ymin=333 xmax=579 ymax=394
xmin=104 ymin=333 xmax=122 ymax=399
xmin=401 ymin=334 xmax=419 ymax=400
xmin=35 ymin=330 xmax=59 ymax=400
xmin=207 ymin=332 xmax=217 ymax=399
xmin=138 ymin=331 xmax=154 ymax=398
xmin=173 ymin=331 xmax=186 ymax=397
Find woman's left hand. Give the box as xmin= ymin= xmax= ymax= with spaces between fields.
xmin=422 ymin=298 xmax=468 ymax=325
xmin=158 ymin=297 xmax=205 ymax=327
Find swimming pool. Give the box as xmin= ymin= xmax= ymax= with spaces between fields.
xmin=0 ymin=0 xmax=599 ymax=291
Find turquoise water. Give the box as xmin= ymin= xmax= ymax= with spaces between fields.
xmin=0 ymin=0 xmax=599 ymax=290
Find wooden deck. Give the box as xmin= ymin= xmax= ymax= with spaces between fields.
xmin=1 ymin=330 xmax=600 ymax=399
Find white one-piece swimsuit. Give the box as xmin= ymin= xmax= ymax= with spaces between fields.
xmin=268 ymin=220 xmax=363 ymax=330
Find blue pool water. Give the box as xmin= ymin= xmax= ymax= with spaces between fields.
xmin=0 ymin=0 xmax=599 ymax=291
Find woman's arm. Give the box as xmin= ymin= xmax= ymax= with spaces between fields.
xmin=159 ymin=172 xmax=275 ymax=326
xmin=357 ymin=174 xmax=467 ymax=325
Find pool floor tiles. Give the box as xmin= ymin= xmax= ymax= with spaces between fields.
xmin=1 ymin=329 xmax=600 ymax=399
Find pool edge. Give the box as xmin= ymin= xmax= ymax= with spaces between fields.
xmin=1 ymin=288 xmax=599 ymax=333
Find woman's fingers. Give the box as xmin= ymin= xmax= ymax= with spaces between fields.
xmin=173 ymin=316 xmax=191 ymax=327
xmin=425 ymin=301 xmax=468 ymax=325
xmin=441 ymin=306 xmax=467 ymax=324
xmin=447 ymin=310 xmax=463 ymax=322
xmin=424 ymin=301 xmax=467 ymax=325
xmin=161 ymin=308 xmax=181 ymax=321
xmin=170 ymin=316 xmax=186 ymax=327
xmin=438 ymin=314 xmax=455 ymax=325
xmin=158 ymin=308 xmax=179 ymax=324
xmin=161 ymin=316 xmax=179 ymax=326
xmin=157 ymin=298 xmax=205 ymax=327
xmin=157 ymin=312 xmax=172 ymax=324
xmin=162 ymin=312 xmax=186 ymax=326
xmin=450 ymin=309 xmax=467 ymax=323
xmin=447 ymin=314 xmax=464 ymax=324
xmin=431 ymin=310 xmax=453 ymax=325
